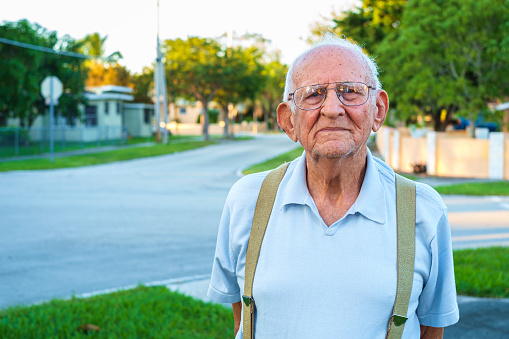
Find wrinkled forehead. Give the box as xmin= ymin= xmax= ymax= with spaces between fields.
xmin=292 ymin=46 xmax=369 ymax=88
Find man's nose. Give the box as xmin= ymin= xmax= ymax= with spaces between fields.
xmin=320 ymin=88 xmax=345 ymax=118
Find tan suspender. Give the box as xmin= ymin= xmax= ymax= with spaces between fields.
xmin=387 ymin=174 xmax=416 ymax=339
xmin=242 ymin=165 xmax=416 ymax=339
xmin=242 ymin=163 xmax=289 ymax=339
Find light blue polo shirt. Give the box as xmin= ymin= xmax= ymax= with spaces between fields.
xmin=208 ymin=149 xmax=459 ymax=338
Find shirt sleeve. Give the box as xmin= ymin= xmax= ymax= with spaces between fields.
xmin=207 ymin=195 xmax=241 ymax=304
xmin=417 ymin=211 xmax=460 ymax=327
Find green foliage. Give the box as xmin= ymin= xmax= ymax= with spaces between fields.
xmin=376 ymin=0 xmax=509 ymax=131
xmin=259 ymin=55 xmax=288 ymax=130
xmin=132 ymin=67 xmax=154 ymax=103
xmin=0 ymin=286 xmax=232 ymax=338
xmin=330 ymin=0 xmax=407 ymax=54
xmin=78 ymin=33 xmax=130 ymax=87
xmin=76 ymin=32 xmax=107 ymax=57
xmin=214 ymin=36 xmax=268 ymax=135
xmin=242 ymin=145 xmax=303 ymax=174
xmin=197 ymin=108 xmax=220 ymax=124
xmin=454 ymin=247 xmax=509 ymax=298
xmin=435 ymin=181 xmax=509 ymax=196
xmin=0 ymin=20 xmax=87 ymax=127
xmin=164 ymin=37 xmax=226 ymax=140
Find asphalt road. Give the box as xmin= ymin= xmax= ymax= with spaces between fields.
xmin=0 ymin=134 xmax=298 ymax=309
xmin=443 ymin=195 xmax=509 ymax=249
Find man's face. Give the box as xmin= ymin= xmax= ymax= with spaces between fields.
xmin=278 ymin=46 xmax=388 ymax=160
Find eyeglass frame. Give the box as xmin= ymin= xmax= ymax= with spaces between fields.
xmin=287 ymin=81 xmax=377 ymax=111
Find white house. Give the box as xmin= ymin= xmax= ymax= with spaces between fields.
xmin=124 ymin=103 xmax=153 ymax=138
xmin=28 ymin=85 xmax=157 ymax=142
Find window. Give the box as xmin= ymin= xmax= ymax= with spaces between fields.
xmin=104 ymin=101 xmax=109 ymax=114
xmin=144 ymin=108 xmax=153 ymax=124
xmin=85 ymin=105 xmax=98 ymax=126
xmin=117 ymin=102 xmax=122 ymax=115
xmin=180 ymin=107 xmax=186 ymax=114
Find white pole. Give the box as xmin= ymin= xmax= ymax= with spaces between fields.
xmin=49 ymin=78 xmax=55 ymax=162
xmin=155 ymin=0 xmax=169 ymax=144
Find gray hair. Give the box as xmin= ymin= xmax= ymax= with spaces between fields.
xmin=283 ymin=32 xmax=382 ymax=104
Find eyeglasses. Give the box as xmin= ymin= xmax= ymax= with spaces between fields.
xmin=288 ymin=82 xmax=376 ymax=110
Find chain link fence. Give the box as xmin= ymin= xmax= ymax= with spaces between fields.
xmin=0 ymin=126 xmax=128 ymax=159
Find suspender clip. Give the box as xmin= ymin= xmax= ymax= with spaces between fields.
xmin=391 ymin=314 xmax=408 ymax=327
xmin=242 ymin=295 xmax=254 ymax=307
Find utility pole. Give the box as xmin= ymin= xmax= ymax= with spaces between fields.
xmin=154 ymin=0 xmax=169 ymax=144
xmin=224 ymin=30 xmax=233 ymax=138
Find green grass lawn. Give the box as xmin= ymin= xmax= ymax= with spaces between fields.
xmin=0 ymin=140 xmax=127 ymax=158
xmin=434 ymin=181 xmax=509 ymax=196
xmin=243 ymin=146 xmax=303 ymax=174
xmin=0 ymin=286 xmax=232 ymax=339
xmin=0 ymin=141 xmax=216 ymax=172
xmin=454 ymin=246 xmax=509 ymax=298
xmin=0 ymin=247 xmax=506 ymax=338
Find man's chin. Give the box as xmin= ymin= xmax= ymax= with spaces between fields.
xmin=309 ymin=144 xmax=365 ymax=159
xmin=310 ymin=148 xmax=353 ymax=159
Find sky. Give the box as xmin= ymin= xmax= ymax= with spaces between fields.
xmin=1 ymin=0 xmax=359 ymax=74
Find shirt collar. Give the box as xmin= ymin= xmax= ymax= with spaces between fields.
xmin=280 ymin=148 xmax=386 ymax=224
xmin=349 ymin=148 xmax=387 ymax=224
xmin=281 ymin=151 xmax=310 ymax=207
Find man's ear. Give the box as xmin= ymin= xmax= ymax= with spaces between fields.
xmin=277 ymin=102 xmax=298 ymax=142
xmin=372 ymin=90 xmax=389 ymax=132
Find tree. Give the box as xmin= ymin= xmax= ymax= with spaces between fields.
xmin=132 ymin=67 xmax=154 ymax=104
xmin=376 ymin=0 xmax=509 ymax=131
xmin=85 ymin=61 xmax=132 ymax=87
xmin=309 ymin=0 xmax=407 ymax=54
xmin=164 ymin=37 xmax=226 ymax=140
xmin=77 ymin=32 xmax=106 ymax=57
xmin=214 ymin=39 xmax=266 ymax=137
xmin=259 ymin=54 xmax=287 ymax=130
xmin=0 ymin=19 xmax=86 ymax=127
xmin=77 ymin=33 xmax=130 ymax=88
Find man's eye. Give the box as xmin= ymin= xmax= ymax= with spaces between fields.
xmin=341 ymin=86 xmax=357 ymax=94
xmin=304 ymin=88 xmax=324 ymax=98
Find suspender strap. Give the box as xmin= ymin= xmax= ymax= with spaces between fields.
xmin=386 ymin=174 xmax=416 ymax=339
xmin=243 ymin=163 xmax=289 ymax=339
xmin=242 ymin=167 xmax=415 ymax=339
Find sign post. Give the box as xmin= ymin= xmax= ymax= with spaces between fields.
xmin=41 ymin=76 xmax=63 ymax=162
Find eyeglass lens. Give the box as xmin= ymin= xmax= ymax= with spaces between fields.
xmin=294 ymin=82 xmax=369 ymax=109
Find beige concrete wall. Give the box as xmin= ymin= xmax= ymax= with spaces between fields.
xmin=374 ymin=128 xmax=387 ymax=160
xmin=171 ymin=104 xmax=202 ymax=124
xmin=388 ymin=130 xmax=395 ymax=168
xmin=436 ymin=137 xmax=490 ymax=178
xmin=167 ymin=122 xmax=268 ymax=136
xmin=400 ymin=136 xmax=427 ymax=173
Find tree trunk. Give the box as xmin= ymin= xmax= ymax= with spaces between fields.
xmin=222 ymin=105 xmax=229 ymax=138
xmin=433 ymin=114 xmax=447 ymax=132
xmin=201 ymin=100 xmax=210 ymax=141
xmin=468 ymin=111 xmax=476 ymax=138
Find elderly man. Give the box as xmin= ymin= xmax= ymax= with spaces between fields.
xmin=207 ymin=35 xmax=459 ymax=338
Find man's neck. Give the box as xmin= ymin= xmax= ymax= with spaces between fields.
xmin=305 ymin=147 xmax=368 ymax=226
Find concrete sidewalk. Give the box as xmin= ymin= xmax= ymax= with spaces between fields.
xmin=167 ymin=277 xmax=509 ymax=338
